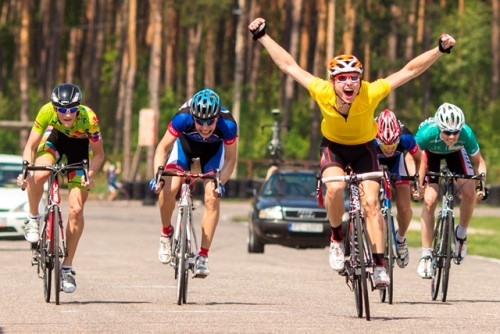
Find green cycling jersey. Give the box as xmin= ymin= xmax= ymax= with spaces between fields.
xmin=414 ymin=117 xmax=479 ymax=156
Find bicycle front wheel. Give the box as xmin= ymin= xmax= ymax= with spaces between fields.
xmin=176 ymin=209 xmax=188 ymax=305
xmin=53 ymin=210 xmax=62 ymax=305
xmin=431 ymin=215 xmax=445 ymax=300
xmin=41 ymin=216 xmax=51 ymax=303
xmin=380 ymin=212 xmax=394 ymax=304
xmin=440 ymin=213 xmax=453 ymax=302
xmin=354 ymin=213 xmax=370 ymax=321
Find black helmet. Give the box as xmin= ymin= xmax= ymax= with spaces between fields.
xmin=189 ymin=89 xmax=220 ymax=120
xmin=51 ymin=83 xmax=82 ymax=108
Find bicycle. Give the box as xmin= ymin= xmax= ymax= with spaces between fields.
xmin=425 ymin=167 xmax=485 ymax=302
xmin=320 ymin=166 xmax=385 ymax=321
xmin=378 ymin=167 xmax=419 ymax=304
xmin=261 ymin=108 xmax=284 ymax=166
xmin=154 ymin=166 xmax=221 ymax=305
xmin=21 ymin=159 xmax=89 ymax=305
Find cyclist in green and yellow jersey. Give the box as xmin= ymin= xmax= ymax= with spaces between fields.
xmin=248 ymin=17 xmax=455 ymax=287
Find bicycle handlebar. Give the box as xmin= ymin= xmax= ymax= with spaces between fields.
xmin=322 ymin=171 xmax=384 ymax=184
xmin=425 ymin=169 xmax=486 ymax=199
xmin=21 ymin=160 xmax=90 ymax=190
xmin=155 ymin=166 xmax=222 ymax=194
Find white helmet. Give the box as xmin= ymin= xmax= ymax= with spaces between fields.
xmin=434 ymin=103 xmax=465 ymax=132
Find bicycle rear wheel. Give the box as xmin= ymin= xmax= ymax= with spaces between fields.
xmin=440 ymin=213 xmax=453 ymax=302
xmin=176 ymin=209 xmax=188 ymax=305
xmin=431 ymin=215 xmax=444 ymax=300
xmin=354 ymin=213 xmax=370 ymax=321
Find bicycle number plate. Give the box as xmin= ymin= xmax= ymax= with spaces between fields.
xmin=288 ymin=223 xmax=323 ymax=233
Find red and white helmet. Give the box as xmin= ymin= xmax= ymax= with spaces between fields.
xmin=376 ymin=109 xmax=401 ymax=145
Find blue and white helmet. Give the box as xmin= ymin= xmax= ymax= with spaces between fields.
xmin=190 ymin=89 xmax=220 ymax=120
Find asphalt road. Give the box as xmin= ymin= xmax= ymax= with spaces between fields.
xmin=1 ymin=199 xmax=499 ymax=333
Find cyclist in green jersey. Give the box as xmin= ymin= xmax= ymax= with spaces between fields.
xmin=248 ymin=17 xmax=455 ymax=287
xmin=414 ymin=103 xmax=487 ymax=278
xmin=17 ymin=83 xmax=105 ymax=293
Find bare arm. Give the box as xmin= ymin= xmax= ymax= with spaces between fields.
xmin=385 ymin=34 xmax=455 ymax=90
xmin=220 ymin=142 xmax=238 ymax=185
xmin=248 ymin=18 xmax=314 ymax=89
xmin=22 ymin=129 xmax=43 ymax=164
xmin=153 ymin=130 xmax=177 ymax=176
xmin=470 ymin=151 xmax=487 ymax=177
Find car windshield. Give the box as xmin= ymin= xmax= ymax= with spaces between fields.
xmin=261 ymin=172 xmax=317 ymax=198
xmin=0 ymin=163 xmax=21 ymax=188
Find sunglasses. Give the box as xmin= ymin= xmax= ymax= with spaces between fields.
xmin=380 ymin=143 xmax=398 ymax=151
xmin=56 ymin=106 xmax=79 ymax=114
xmin=334 ymin=74 xmax=360 ymax=83
xmin=442 ymin=130 xmax=460 ymax=136
xmin=194 ymin=118 xmax=216 ymax=126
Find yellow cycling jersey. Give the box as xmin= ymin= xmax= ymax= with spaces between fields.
xmin=33 ymin=102 xmax=102 ymax=142
xmin=308 ymin=77 xmax=391 ymax=145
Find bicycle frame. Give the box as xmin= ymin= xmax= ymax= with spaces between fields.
xmin=22 ymin=160 xmax=89 ymax=305
xmin=156 ymin=166 xmax=221 ymax=305
xmin=321 ymin=168 xmax=384 ymax=321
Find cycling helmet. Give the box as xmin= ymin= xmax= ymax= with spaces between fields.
xmin=376 ymin=109 xmax=401 ymax=145
xmin=328 ymin=54 xmax=363 ymax=77
xmin=434 ymin=103 xmax=465 ymax=132
xmin=51 ymin=83 xmax=82 ymax=108
xmin=190 ymin=89 xmax=220 ymax=120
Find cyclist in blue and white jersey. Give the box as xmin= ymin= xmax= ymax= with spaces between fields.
xmin=375 ymin=109 xmax=422 ymax=269
xmin=414 ymin=103 xmax=487 ymax=278
xmin=150 ymin=89 xmax=238 ymax=278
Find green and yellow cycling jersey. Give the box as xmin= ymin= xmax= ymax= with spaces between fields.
xmin=308 ymin=77 xmax=391 ymax=145
xmin=33 ymin=102 xmax=101 ymax=142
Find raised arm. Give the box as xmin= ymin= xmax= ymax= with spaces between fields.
xmin=248 ymin=18 xmax=314 ymax=89
xmin=385 ymin=34 xmax=456 ymax=90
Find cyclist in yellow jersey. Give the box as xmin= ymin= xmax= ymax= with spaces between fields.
xmin=248 ymin=17 xmax=455 ymax=287
xmin=17 ymin=83 xmax=104 ymax=293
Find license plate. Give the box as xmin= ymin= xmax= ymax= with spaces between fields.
xmin=288 ymin=223 xmax=323 ymax=233
xmin=0 ymin=218 xmax=7 ymax=227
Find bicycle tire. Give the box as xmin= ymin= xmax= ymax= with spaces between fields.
xmin=41 ymin=215 xmax=51 ymax=303
xmin=176 ymin=208 xmax=188 ymax=305
xmin=431 ymin=215 xmax=444 ymax=300
xmin=440 ymin=213 xmax=453 ymax=302
xmin=355 ymin=213 xmax=370 ymax=321
xmin=53 ymin=209 xmax=62 ymax=305
xmin=379 ymin=210 xmax=394 ymax=304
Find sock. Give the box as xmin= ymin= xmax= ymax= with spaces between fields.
xmin=161 ymin=225 xmax=173 ymax=237
xmin=62 ymin=265 xmax=72 ymax=271
xmin=421 ymin=248 xmax=433 ymax=258
xmin=396 ymin=233 xmax=405 ymax=243
xmin=29 ymin=215 xmax=39 ymax=220
xmin=456 ymin=225 xmax=467 ymax=240
xmin=373 ymin=253 xmax=385 ymax=267
xmin=330 ymin=226 xmax=343 ymax=242
xmin=198 ymin=247 xmax=209 ymax=258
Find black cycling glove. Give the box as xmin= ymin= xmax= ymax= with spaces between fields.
xmin=250 ymin=22 xmax=266 ymax=41
xmin=438 ymin=34 xmax=453 ymax=53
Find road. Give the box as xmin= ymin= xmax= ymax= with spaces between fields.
xmin=1 ymin=199 xmax=499 ymax=333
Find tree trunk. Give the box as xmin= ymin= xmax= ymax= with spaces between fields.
xmin=387 ymin=4 xmax=401 ymax=110
xmin=18 ymin=0 xmax=31 ymax=149
xmin=247 ymin=0 xmax=261 ymax=103
xmin=164 ymin=0 xmax=177 ymax=89
xmin=282 ymin=0 xmax=302 ymax=135
xmin=491 ymin=0 xmax=499 ymax=101
xmin=342 ymin=0 xmax=358 ymax=54
xmin=186 ymin=23 xmax=202 ymax=99
xmin=363 ymin=0 xmax=371 ymax=82
xmin=309 ymin=0 xmax=327 ymax=161
xmin=123 ymin=0 xmax=137 ymax=181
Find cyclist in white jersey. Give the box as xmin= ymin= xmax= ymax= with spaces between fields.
xmin=414 ymin=103 xmax=487 ymax=278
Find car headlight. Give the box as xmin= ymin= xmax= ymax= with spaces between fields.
xmin=258 ymin=206 xmax=283 ymax=220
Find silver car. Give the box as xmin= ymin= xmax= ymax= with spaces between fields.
xmin=0 ymin=154 xmax=45 ymax=239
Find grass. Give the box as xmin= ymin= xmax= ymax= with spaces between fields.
xmin=406 ymin=215 xmax=500 ymax=259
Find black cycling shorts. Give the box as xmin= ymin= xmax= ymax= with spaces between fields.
xmin=425 ymin=148 xmax=474 ymax=184
xmin=319 ymin=138 xmax=379 ymax=174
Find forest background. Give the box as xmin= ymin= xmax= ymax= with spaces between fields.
xmin=0 ymin=0 xmax=499 ymax=184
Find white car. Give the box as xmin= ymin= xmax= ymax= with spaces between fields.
xmin=0 ymin=154 xmax=45 ymax=239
